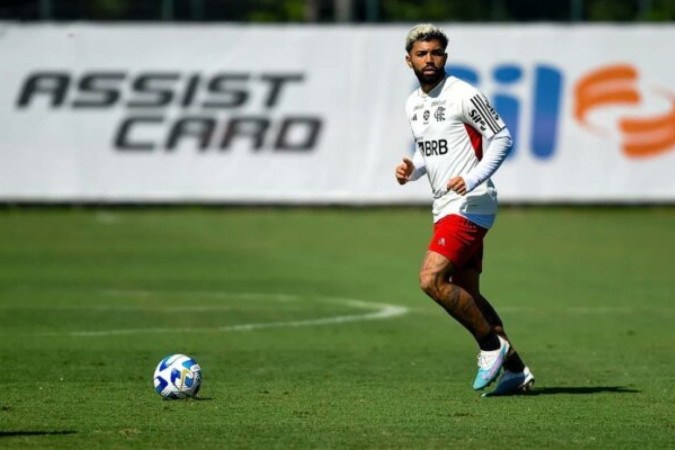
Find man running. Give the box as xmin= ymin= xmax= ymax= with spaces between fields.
xmin=395 ymin=23 xmax=534 ymax=395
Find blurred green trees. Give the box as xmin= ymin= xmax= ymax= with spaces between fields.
xmin=1 ymin=0 xmax=673 ymax=22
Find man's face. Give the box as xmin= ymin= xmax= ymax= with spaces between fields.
xmin=406 ymin=39 xmax=447 ymax=86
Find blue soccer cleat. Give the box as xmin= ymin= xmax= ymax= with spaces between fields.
xmin=473 ymin=336 xmax=510 ymax=390
xmin=482 ymin=366 xmax=535 ymax=397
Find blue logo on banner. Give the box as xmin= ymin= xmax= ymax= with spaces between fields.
xmin=448 ymin=64 xmax=563 ymax=160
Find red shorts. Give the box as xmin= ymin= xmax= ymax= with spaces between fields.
xmin=428 ymin=214 xmax=488 ymax=272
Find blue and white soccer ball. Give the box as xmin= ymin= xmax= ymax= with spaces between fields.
xmin=153 ymin=354 xmax=202 ymax=399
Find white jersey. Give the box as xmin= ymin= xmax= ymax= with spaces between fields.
xmin=405 ymin=75 xmax=512 ymax=227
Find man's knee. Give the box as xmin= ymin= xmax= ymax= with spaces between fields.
xmin=419 ymin=272 xmax=458 ymax=303
xmin=419 ymin=272 xmax=439 ymax=298
xmin=419 ymin=251 xmax=455 ymax=300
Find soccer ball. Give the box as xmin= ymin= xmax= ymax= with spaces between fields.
xmin=153 ymin=354 xmax=202 ymax=399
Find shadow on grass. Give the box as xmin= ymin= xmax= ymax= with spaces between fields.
xmin=0 ymin=431 xmax=77 ymax=438
xmin=484 ymin=386 xmax=640 ymax=398
xmin=527 ymin=386 xmax=639 ymax=396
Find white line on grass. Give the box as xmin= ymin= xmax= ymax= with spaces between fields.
xmin=66 ymin=291 xmax=409 ymax=337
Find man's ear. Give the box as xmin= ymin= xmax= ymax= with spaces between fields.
xmin=405 ymin=54 xmax=413 ymax=68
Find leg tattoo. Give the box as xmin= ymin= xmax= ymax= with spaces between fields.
xmin=419 ymin=252 xmax=495 ymax=345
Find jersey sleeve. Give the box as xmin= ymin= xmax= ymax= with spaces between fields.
xmin=409 ymin=145 xmax=427 ymax=181
xmin=459 ymin=86 xmax=506 ymax=140
xmin=459 ymin=85 xmax=513 ymax=192
xmin=404 ymin=93 xmax=427 ymax=181
xmin=462 ymin=128 xmax=512 ymax=192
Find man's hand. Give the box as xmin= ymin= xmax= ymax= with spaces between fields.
xmin=447 ymin=176 xmax=467 ymax=195
xmin=395 ymin=157 xmax=414 ymax=185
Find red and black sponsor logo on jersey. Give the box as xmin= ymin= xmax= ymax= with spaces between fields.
xmin=15 ymin=71 xmax=323 ymax=153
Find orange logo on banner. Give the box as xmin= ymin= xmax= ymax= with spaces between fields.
xmin=574 ymin=64 xmax=675 ymax=158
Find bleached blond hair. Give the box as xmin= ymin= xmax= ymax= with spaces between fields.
xmin=405 ymin=23 xmax=448 ymax=53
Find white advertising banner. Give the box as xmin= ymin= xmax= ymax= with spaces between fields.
xmin=0 ymin=23 xmax=673 ymax=203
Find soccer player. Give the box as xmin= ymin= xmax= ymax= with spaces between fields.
xmin=395 ymin=24 xmax=534 ymax=395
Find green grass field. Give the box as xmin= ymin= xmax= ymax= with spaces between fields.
xmin=0 ymin=207 xmax=673 ymax=448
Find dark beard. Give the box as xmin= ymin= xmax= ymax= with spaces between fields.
xmin=414 ymin=67 xmax=445 ymax=87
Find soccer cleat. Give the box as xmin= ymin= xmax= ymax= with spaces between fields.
xmin=482 ymin=366 xmax=535 ymax=397
xmin=472 ymin=336 xmax=510 ymax=390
